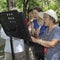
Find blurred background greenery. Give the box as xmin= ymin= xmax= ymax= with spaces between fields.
xmin=0 ymin=0 xmax=60 ymax=17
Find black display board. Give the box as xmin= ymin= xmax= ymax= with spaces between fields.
xmin=0 ymin=10 xmax=32 ymax=41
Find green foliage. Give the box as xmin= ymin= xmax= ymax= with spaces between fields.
xmin=15 ymin=0 xmax=23 ymax=11
xmin=48 ymin=1 xmax=57 ymax=10
xmin=56 ymin=0 xmax=60 ymax=6
xmin=0 ymin=0 xmax=7 ymax=12
xmin=57 ymin=9 xmax=60 ymax=17
xmin=28 ymin=0 xmax=40 ymax=8
xmin=0 ymin=0 xmax=60 ymax=16
xmin=55 ymin=0 xmax=60 ymax=17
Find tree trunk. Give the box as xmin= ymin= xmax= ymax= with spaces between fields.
xmin=23 ymin=0 xmax=29 ymax=18
xmin=7 ymin=0 xmax=16 ymax=11
xmin=23 ymin=0 xmax=30 ymax=60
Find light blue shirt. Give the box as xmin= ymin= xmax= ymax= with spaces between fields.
xmin=42 ymin=26 xmax=60 ymax=60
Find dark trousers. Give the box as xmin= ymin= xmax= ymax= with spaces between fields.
xmin=33 ymin=44 xmax=44 ymax=60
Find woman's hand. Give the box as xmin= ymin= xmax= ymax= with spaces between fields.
xmin=31 ymin=36 xmax=37 ymax=43
xmin=31 ymin=36 xmax=40 ymax=43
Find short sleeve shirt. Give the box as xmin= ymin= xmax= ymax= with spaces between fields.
xmin=33 ymin=20 xmax=40 ymax=29
xmin=42 ymin=26 xmax=60 ymax=60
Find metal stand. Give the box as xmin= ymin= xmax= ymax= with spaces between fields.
xmin=10 ymin=36 xmax=15 ymax=60
xmin=0 ymin=10 xmax=32 ymax=60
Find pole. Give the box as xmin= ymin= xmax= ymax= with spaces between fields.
xmin=10 ymin=36 xmax=15 ymax=60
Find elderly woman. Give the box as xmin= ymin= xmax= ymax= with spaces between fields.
xmin=31 ymin=10 xmax=60 ymax=60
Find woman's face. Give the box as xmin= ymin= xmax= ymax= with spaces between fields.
xmin=33 ymin=10 xmax=39 ymax=19
xmin=29 ymin=11 xmax=34 ymax=20
xmin=43 ymin=14 xmax=50 ymax=26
